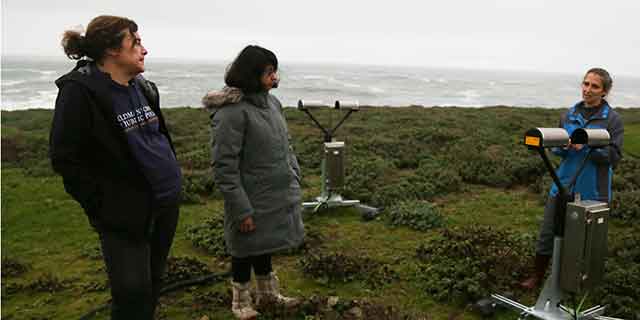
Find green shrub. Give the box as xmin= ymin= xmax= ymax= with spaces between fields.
xmin=509 ymin=148 xmax=547 ymax=185
xmin=454 ymin=143 xmax=545 ymax=188
xmin=183 ymin=171 xmax=215 ymax=193
xmin=179 ymin=147 xmax=211 ymax=171
xmin=613 ymin=157 xmax=640 ymax=193
xmin=411 ymin=158 xmax=463 ymax=197
xmin=1 ymin=257 xmax=29 ymax=278
xmin=1 ymin=133 xmax=53 ymax=176
xmin=611 ymin=191 xmax=640 ymax=221
xmin=282 ymin=225 xmax=326 ymax=255
xmin=343 ymin=155 xmax=461 ymax=208
xmin=189 ymin=289 xmax=230 ymax=313
xmin=80 ymin=242 xmax=103 ymax=260
xmin=185 ymin=215 xmax=227 ymax=257
xmin=260 ymin=295 xmax=421 ymax=320
xmin=358 ymin=134 xmax=424 ymax=169
xmin=593 ymin=229 xmax=640 ymax=319
xmin=596 ymin=262 xmax=640 ymax=319
xmin=299 ymin=251 xmax=398 ymax=289
xmin=529 ymin=175 xmax=553 ymax=205
xmin=162 ymin=256 xmax=213 ymax=284
xmin=81 ymin=280 xmax=109 ymax=293
xmin=181 ymin=170 xmax=219 ymax=204
xmin=416 ymin=226 xmax=533 ymax=303
xmin=454 ymin=144 xmax=513 ymax=187
xmin=292 ymin=135 xmax=323 ymax=176
xmin=6 ymin=273 xmax=70 ymax=294
xmin=343 ymin=156 xmax=392 ymax=205
xmin=180 ymin=188 xmax=201 ymax=204
xmin=23 ymin=161 xmax=55 ymax=177
xmin=388 ymin=201 xmax=444 ymax=231
xmin=373 ymin=179 xmax=419 ymax=208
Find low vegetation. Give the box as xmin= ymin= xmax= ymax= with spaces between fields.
xmin=2 ymin=106 xmax=639 ymax=319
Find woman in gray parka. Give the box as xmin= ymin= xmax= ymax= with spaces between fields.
xmin=203 ymin=45 xmax=304 ymax=320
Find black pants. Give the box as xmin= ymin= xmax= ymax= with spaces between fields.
xmin=535 ymin=196 xmax=558 ymax=256
xmin=98 ymin=202 xmax=179 ymax=320
xmin=232 ymin=254 xmax=273 ymax=283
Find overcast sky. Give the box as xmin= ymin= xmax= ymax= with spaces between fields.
xmin=3 ymin=0 xmax=640 ymax=76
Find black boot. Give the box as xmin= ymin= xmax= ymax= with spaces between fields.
xmin=520 ymin=254 xmax=551 ymax=289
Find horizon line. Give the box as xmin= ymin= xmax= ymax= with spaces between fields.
xmin=5 ymin=53 xmax=638 ymax=79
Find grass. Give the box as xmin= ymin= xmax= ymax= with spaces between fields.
xmin=624 ymin=123 xmax=640 ymax=157
xmin=3 ymin=167 xmax=528 ymax=319
xmin=2 ymin=106 xmax=639 ymax=319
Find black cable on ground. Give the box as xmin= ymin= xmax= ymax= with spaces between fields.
xmin=78 ymin=270 xmax=231 ymax=320
xmin=160 ymin=270 xmax=231 ymax=295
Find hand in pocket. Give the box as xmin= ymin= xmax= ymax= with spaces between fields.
xmin=239 ymin=216 xmax=256 ymax=233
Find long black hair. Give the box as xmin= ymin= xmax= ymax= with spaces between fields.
xmin=225 ymin=45 xmax=278 ymax=93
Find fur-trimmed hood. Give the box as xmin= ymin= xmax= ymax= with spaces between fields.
xmin=202 ymin=86 xmax=243 ymax=110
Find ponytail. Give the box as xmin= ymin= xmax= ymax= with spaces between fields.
xmin=60 ymin=15 xmax=138 ymax=62
xmin=61 ymin=30 xmax=88 ymax=60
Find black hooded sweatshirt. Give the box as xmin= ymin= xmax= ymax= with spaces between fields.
xmin=49 ymin=60 xmax=178 ymax=238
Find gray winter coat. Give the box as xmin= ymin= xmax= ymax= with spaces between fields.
xmin=204 ymin=87 xmax=304 ymax=257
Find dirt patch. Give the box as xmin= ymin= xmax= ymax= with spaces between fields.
xmin=0 ymin=137 xmax=21 ymax=162
xmin=299 ymin=251 xmax=398 ymax=289
xmin=4 ymin=273 xmax=70 ymax=295
xmin=162 ymin=256 xmax=213 ymax=285
xmin=1 ymin=257 xmax=29 ymax=278
xmin=259 ymin=295 xmax=426 ymax=320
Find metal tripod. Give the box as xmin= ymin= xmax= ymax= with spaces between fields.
xmin=492 ymin=128 xmax=623 ymax=320
xmin=297 ymin=100 xmax=379 ymax=218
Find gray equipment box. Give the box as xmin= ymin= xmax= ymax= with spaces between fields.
xmin=324 ymin=141 xmax=345 ymax=190
xmin=560 ymin=200 xmax=609 ymax=293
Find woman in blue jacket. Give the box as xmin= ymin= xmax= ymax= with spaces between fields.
xmin=521 ymin=68 xmax=624 ymax=289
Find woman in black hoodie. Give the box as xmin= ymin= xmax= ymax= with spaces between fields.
xmin=50 ymin=15 xmax=181 ymax=320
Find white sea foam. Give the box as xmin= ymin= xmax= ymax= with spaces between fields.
xmin=2 ymin=88 xmax=24 ymax=94
xmin=37 ymin=89 xmax=58 ymax=97
xmin=3 ymin=57 xmax=640 ymax=109
xmin=302 ymin=75 xmax=329 ymax=80
xmin=5 ymin=68 xmax=58 ymax=75
xmin=1 ymin=80 xmax=26 ymax=86
xmin=342 ymin=82 xmax=361 ymax=88
xmin=156 ymin=85 xmax=173 ymax=94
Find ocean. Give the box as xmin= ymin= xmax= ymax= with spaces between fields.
xmin=2 ymin=55 xmax=639 ymax=110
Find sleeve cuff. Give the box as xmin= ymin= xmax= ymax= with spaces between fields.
xmin=236 ymin=209 xmax=254 ymax=223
